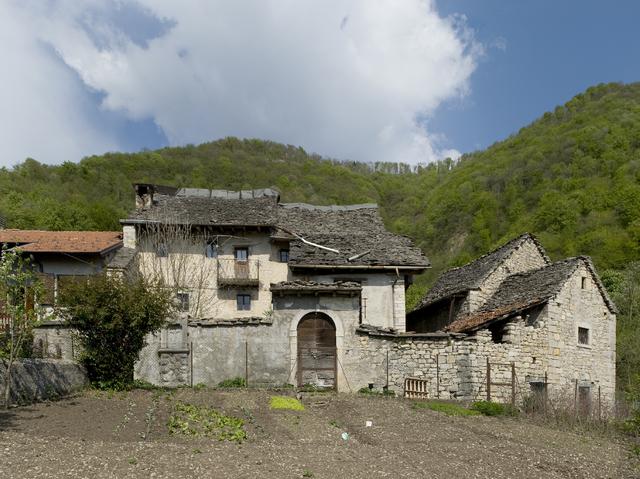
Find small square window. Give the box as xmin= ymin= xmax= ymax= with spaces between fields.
xmin=578 ymin=327 xmax=589 ymax=345
xmin=156 ymin=242 xmax=168 ymax=257
xmin=237 ymin=294 xmax=251 ymax=311
xmin=279 ymin=249 xmax=289 ymax=263
xmin=235 ymin=248 xmax=248 ymax=262
xmin=205 ymin=240 xmax=218 ymax=258
xmin=176 ymin=293 xmax=189 ymax=312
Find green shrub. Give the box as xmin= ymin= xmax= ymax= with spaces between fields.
xmin=58 ymin=274 xmax=174 ymax=389
xmin=412 ymin=401 xmax=480 ymax=417
xmin=217 ymin=377 xmax=246 ymax=388
xmin=358 ymin=387 xmax=395 ymax=397
xmin=270 ymin=396 xmax=305 ymax=411
xmin=470 ymin=401 xmax=518 ymax=417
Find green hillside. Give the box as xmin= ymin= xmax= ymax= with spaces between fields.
xmin=1 ymin=81 xmax=639 ymax=390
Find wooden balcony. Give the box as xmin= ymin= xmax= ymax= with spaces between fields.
xmin=217 ymin=259 xmax=260 ymax=287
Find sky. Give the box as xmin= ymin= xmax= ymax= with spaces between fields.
xmin=1 ymin=0 xmax=639 ymax=168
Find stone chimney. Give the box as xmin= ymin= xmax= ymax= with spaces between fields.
xmin=134 ymin=184 xmax=155 ymax=210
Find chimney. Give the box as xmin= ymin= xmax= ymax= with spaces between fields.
xmin=134 ymin=184 xmax=155 ymax=209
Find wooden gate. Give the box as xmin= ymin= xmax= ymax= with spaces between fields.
xmin=297 ymin=313 xmax=337 ymax=389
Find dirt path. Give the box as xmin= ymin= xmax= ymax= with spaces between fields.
xmin=0 ymin=389 xmax=637 ymax=478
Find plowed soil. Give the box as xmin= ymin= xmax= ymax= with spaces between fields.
xmin=0 ymin=388 xmax=638 ymax=478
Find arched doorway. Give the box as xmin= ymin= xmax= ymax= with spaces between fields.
xmin=297 ymin=312 xmax=337 ymax=389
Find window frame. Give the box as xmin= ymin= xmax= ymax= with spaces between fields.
xmin=205 ymin=240 xmax=218 ymax=258
xmin=236 ymin=293 xmax=251 ymax=311
xmin=279 ymin=249 xmax=290 ymax=263
xmin=156 ymin=242 xmax=168 ymax=257
xmin=578 ymin=326 xmax=590 ymax=346
xmin=234 ymin=247 xmax=249 ymax=262
xmin=176 ymin=292 xmax=190 ymax=313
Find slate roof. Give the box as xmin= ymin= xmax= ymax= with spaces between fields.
xmin=122 ymin=185 xmax=429 ymax=268
xmin=413 ymin=233 xmax=548 ymax=311
xmin=446 ymin=256 xmax=617 ymax=333
xmin=106 ymin=247 xmax=137 ymax=270
xmin=270 ymin=280 xmax=362 ymax=294
xmin=0 ymin=230 xmax=122 ymax=254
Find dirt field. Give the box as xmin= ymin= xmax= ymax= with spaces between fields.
xmin=0 ymin=388 xmax=638 ymax=478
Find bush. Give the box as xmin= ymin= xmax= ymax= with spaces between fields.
xmin=217 ymin=377 xmax=246 ymax=388
xmin=413 ymin=401 xmax=480 ymax=417
xmin=471 ymin=401 xmax=518 ymax=417
xmin=58 ymin=274 xmax=174 ymax=390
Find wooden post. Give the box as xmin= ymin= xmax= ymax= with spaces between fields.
xmin=189 ymin=341 xmax=194 ymax=387
xmin=598 ymin=386 xmax=601 ymax=421
xmin=245 ymin=340 xmax=249 ymax=387
xmin=544 ymin=371 xmax=548 ymax=413
xmin=436 ymin=354 xmax=440 ymax=399
xmin=511 ymin=362 xmax=516 ymax=407
xmin=486 ymin=358 xmax=491 ymax=401
xmin=574 ymin=379 xmax=578 ymax=416
xmin=386 ymin=349 xmax=389 ymax=390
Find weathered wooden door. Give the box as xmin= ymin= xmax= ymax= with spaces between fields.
xmin=297 ymin=313 xmax=337 ymax=389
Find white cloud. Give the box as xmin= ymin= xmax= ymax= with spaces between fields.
xmin=2 ymin=0 xmax=480 ymax=166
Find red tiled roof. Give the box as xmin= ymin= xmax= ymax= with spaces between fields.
xmin=0 ymin=230 xmax=123 ymax=254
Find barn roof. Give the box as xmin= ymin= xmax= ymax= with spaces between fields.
xmin=122 ymin=185 xmax=429 ymax=269
xmin=413 ymin=233 xmax=548 ymax=311
xmin=0 ymin=230 xmax=122 ymax=255
xmin=446 ymin=256 xmax=617 ymax=333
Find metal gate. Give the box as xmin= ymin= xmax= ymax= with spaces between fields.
xmin=297 ymin=313 xmax=336 ymax=389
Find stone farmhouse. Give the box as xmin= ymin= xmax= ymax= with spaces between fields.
xmin=27 ymin=187 xmax=616 ymax=409
xmin=118 ymin=184 xmax=429 ymax=391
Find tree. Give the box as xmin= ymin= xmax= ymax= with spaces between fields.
xmin=57 ymin=274 xmax=174 ymax=389
xmin=0 ymin=248 xmax=42 ymax=409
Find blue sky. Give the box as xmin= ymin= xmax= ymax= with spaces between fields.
xmin=1 ymin=1 xmax=639 ymax=166
xmin=432 ymin=0 xmax=640 ymax=154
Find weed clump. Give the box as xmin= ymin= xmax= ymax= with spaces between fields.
xmin=471 ymin=401 xmax=519 ymax=417
xmin=270 ymin=396 xmax=305 ymax=411
xmin=167 ymin=401 xmax=247 ymax=443
xmin=217 ymin=377 xmax=246 ymax=388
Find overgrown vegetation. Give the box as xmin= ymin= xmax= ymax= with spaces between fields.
xmin=358 ymin=387 xmax=395 ymax=397
xmin=217 ymin=377 xmax=246 ymax=388
xmin=0 ymin=248 xmax=42 ymax=408
xmin=412 ymin=401 xmax=480 ymax=417
xmin=1 ymin=82 xmax=639 ymax=393
xmin=57 ymin=274 xmax=174 ymax=390
xmin=270 ymin=396 xmax=305 ymax=411
xmin=167 ymin=401 xmax=246 ymax=442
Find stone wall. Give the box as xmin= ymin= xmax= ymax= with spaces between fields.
xmin=0 ymin=359 xmax=87 ymax=405
xmin=33 ymin=323 xmax=78 ymax=360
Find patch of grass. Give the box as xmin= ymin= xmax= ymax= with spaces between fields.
xmin=193 ymin=383 xmax=208 ymax=391
xmin=358 ymin=387 xmax=395 ymax=397
xmin=302 ymin=469 xmax=314 ymax=477
xmin=270 ymin=396 xmax=305 ymax=411
xmin=470 ymin=401 xmax=519 ymax=417
xmin=128 ymin=457 xmax=137 ymax=465
xmin=412 ymin=400 xmax=481 ymax=417
xmin=167 ymin=401 xmax=247 ymax=443
xmin=217 ymin=377 xmax=247 ymax=388
xmin=329 ymin=419 xmax=340 ymax=428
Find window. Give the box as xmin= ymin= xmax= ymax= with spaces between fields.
xmin=489 ymin=322 xmax=507 ymax=343
xmin=581 ymin=276 xmax=587 ymax=289
xmin=279 ymin=249 xmax=289 ymax=263
xmin=237 ymin=294 xmax=251 ymax=311
xmin=205 ymin=240 xmax=218 ymax=258
xmin=234 ymin=247 xmax=248 ymax=262
xmin=176 ymin=292 xmax=190 ymax=312
xmin=578 ymin=327 xmax=590 ymax=345
xmin=156 ymin=242 xmax=168 ymax=257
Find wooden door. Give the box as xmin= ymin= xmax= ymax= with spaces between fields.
xmin=297 ymin=313 xmax=336 ymax=389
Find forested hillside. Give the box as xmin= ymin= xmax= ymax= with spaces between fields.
xmin=1 ymin=82 xmax=639 ymax=390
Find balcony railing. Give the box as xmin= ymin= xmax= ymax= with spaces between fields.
xmin=217 ymin=259 xmax=260 ymax=287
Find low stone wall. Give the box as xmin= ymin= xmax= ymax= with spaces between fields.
xmin=0 ymin=359 xmax=88 ymax=406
